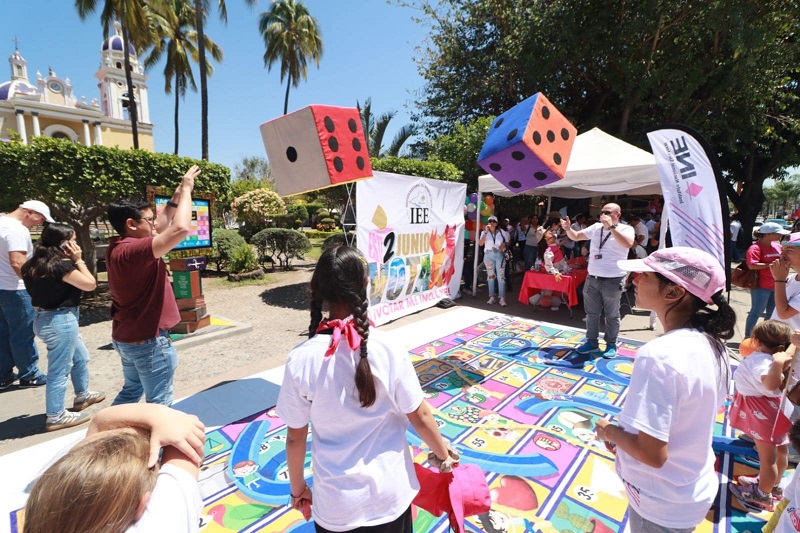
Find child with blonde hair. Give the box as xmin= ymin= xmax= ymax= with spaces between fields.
xmin=23 ymin=404 xmax=205 ymax=533
xmin=729 ymin=319 xmax=795 ymax=511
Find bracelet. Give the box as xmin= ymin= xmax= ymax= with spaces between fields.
xmin=166 ymin=200 xmax=179 ymax=208
xmin=75 ymin=260 xmax=86 ymax=267
xmin=290 ymin=484 xmax=308 ymax=499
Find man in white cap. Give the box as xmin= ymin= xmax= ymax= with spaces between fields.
xmin=0 ymin=201 xmax=53 ymax=389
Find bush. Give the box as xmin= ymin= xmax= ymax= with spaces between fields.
xmin=229 ymin=243 xmax=259 ymax=274
xmin=303 ymin=230 xmax=340 ymax=240
xmin=317 ymin=217 xmax=337 ymax=231
xmin=371 ymin=156 xmax=462 ymax=182
xmin=251 ymin=228 xmax=311 ymax=270
xmin=274 ymin=204 xmax=308 ymax=229
xmin=321 ymin=233 xmax=352 ymax=251
xmin=210 ymin=229 xmax=246 ymax=272
xmin=230 ymin=189 xmax=287 ymax=227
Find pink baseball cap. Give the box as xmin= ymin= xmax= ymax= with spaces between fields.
xmin=617 ymin=246 xmax=725 ymax=304
xmin=784 ymin=232 xmax=800 ymax=246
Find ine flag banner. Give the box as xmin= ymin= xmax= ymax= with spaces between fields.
xmin=357 ymin=171 xmax=466 ymax=326
xmin=647 ymin=126 xmax=729 ymax=270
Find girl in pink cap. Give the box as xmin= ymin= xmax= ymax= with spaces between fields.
xmin=595 ymin=246 xmax=735 ymax=531
xmin=276 ymin=245 xmax=456 ymax=532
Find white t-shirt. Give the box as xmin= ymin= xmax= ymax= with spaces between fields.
xmin=482 ymin=229 xmax=510 ymax=252
xmin=776 ymin=470 xmax=800 ymax=533
xmin=127 ymin=464 xmax=202 ymax=532
xmin=0 ymin=216 xmax=32 ymax=291
xmin=771 ymin=275 xmax=800 ymax=330
xmin=615 ymin=329 xmax=728 ymax=529
xmin=582 ymin=222 xmax=635 ymax=277
xmin=276 ymin=329 xmax=424 ymax=532
xmin=633 ymin=223 xmax=649 ymax=246
xmin=645 ymin=219 xmax=657 ymax=234
xmin=525 ymin=225 xmax=544 ymax=246
xmin=734 ymin=351 xmax=782 ymax=397
xmin=730 ymin=219 xmax=742 ymax=241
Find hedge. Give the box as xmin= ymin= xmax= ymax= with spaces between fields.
xmin=371 ymin=156 xmax=462 ymax=182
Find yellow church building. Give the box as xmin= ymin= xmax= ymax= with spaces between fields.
xmin=0 ymin=22 xmax=154 ymax=150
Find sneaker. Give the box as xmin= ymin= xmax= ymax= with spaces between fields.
xmin=0 ymin=373 xmax=15 ymax=390
xmin=46 ymin=411 xmax=90 ymax=432
xmin=729 ymin=482 xmax=774 ymax=512
xmin=575 ymin=341 xmax=600 ymax=355
xmin=499 ymin=298 xmax=507 ymax=307
xmin=601 ymin=346 xmax=618 ymax=359
xmin=736 ymin=475 xmax=784 ymax=499
xmin=487 ymin=297 xmax=497 ymax=305
xmin=73 ymin=391 xmax=106 ymax=412
xmin=19 ymin=375 xmax=47 ymax=388
xmin=545 ymin=352 xmax=592 ymax=369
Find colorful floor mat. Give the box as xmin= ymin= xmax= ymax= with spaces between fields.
xmin=7 ymin=314 xmax=787 ymax=532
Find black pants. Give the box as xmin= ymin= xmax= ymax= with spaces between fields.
xmin=314 ymin=506 xmax=412 ymax=533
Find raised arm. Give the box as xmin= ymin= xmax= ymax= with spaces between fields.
xmin=151 ymin=165 xmax=200 ymax=258
xmin=61 ymin=240 xmax=96 ymax=292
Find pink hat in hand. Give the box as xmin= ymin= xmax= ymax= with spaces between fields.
xmin=617 ymin=246 xmax=725 ymax=304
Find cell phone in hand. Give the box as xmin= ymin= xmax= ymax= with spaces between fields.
xmin=60 ymin=241 xmax=69 ymax=251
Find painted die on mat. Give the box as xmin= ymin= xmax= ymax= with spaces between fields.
xmin=478 ymin=92 xmax=576 ymax=192
xmin=260 ymin=105 xmax=373 ymax=196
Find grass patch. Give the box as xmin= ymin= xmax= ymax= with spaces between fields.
xmin=203 ymin=272 xmax=278 ymax=289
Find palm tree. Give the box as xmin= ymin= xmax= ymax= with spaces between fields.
xmin=75 ymin=0 xmax=159 ymax=149
xmin=357 ymin=98 xmax=419 ymax=158
xmin=194 ymin=0 xmax=256 ymax=160
xmin=259 ymin=0 xmax=323 ymax=115
xmin=144 ymin=0 xmax=223 ymax=155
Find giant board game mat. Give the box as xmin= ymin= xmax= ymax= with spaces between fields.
xmin=6 ymin=313 xmax=787 ymax=532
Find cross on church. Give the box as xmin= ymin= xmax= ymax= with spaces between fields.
xmin=12 ymin=35 xmax=21 ymax=50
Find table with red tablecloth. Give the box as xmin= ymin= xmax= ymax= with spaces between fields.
xmin=517 ymin=268 xmax=589 ymax=310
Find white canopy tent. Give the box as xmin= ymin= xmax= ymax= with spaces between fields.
xmin=472 ymin=127 xmax=662 ymax=294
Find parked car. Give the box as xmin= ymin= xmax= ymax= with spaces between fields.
xmin=766 ymin=218 xmax=792 ymax=229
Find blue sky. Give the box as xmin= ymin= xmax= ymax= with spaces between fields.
xmin=1 ymin=1 xmax=431 ymax=172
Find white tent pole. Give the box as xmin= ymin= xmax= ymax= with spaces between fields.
xmin=546 ymin=196 xmax=552 ymax=216
xmin=472 ymin=186 xmax=482 ymax=297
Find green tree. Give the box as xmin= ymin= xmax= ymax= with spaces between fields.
xmin=763 ymin=176 xmax=800 ymax=218
xmin=145 ymin=0 xmax=223 ymax=155
xmin=410 ymin=0 xmax=800 ymax=237
xmin=75 ymin=0 xmax=160 ymax=149
xmin=0 ymin=137 xmax=230 ymax=274
xmin=420 ymin=116 xmax=492 ymax=191
xmin=259 ymin=0 xmax=324 ymax=114
xmin=194 ymin=0 xmax=257 ymax=160
xmin=357 ymin=97 xmax=419 ymax=157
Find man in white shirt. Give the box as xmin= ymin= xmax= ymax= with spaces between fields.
xmin=629 ymin=214 xmax=649 ymax=248
xmin=730 ymin=215 xmax=743 ymax=262
xmin=0 ymin=200 xmax=53 ymax=389
xmin=558 ymin=203 xmax=635 ymax=362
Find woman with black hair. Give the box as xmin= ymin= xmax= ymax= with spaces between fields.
xmin=22 ymin=223 xmax=104 ymax=431
xmin=595 ymin=247 xmax=735 ymax=531
xmin=276 ymin=245 xmax=456 ymax=532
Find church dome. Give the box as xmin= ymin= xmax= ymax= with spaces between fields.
xmin=101 ymin=35 xmax=136 ymax=56
xmin=0 ymin=79 xmax=39 ymax=100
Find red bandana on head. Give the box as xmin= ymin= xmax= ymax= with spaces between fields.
xmin=316 ymin=316 xmax=362 ymax=357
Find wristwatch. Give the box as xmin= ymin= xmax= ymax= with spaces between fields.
xmin=610 ymin=223 xmax=619 ymax=229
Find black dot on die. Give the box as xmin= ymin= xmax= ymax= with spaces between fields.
xmin=512 ymin=151 xmax=525 ymax=160
xmin=561 ymin=128 xmax=570 ymax=141
xmin=489 ymin=163 xmax=502 ymax=172
xmin=348 ymin=118 xmax=357 ymax=133
xmin=333 ymin=157 xmax=344 ymax=172
xmin=534 ymin=172 xmax=547 ymax=181
xmin=352 ymin=138 xmax=362 ymax=151
xmin=554 ymin=153 xmax=562 ymax=165
xmin=533 ymin=131 xmax=542 ymax=145
xmin=494 ymin=118 xmax=504 ymax=129
xmin=509 ymin=180 xmax=521 ymax=189
xmin=356 ymin=156 xmax=365 ymax=170
xmin=506 ymin=129 xmax=518 ymax=141
xmin=542 ymin=106 xmax=550 ymax=119
xmin=324 ymin=117 xmax=335 ymax=133
xmin=328 ymin=137 xmax=339 ymax=152
xmin=286 ymin=146 xmax=298 ymax=162
xmin=547 ymin=130 xmax=555 ymax=143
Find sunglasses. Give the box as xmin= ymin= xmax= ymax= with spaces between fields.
xmin=600 ymin=210 xmax=614 ymax=215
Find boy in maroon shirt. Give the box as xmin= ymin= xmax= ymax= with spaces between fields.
xmin=106 ymin=166 xmax=200 ymax=406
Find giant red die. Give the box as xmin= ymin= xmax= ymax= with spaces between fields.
xmin=477 ymin=93 xmax=576 ymax=192
xmin=260 ymin=105 xmax=373 ymax=196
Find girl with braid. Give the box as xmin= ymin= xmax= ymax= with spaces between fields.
xmin=276 ymin=245 xmax=457 ymax=533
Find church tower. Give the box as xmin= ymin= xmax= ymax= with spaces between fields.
xmin=94 ymin=21 xmax=151 ymax=124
